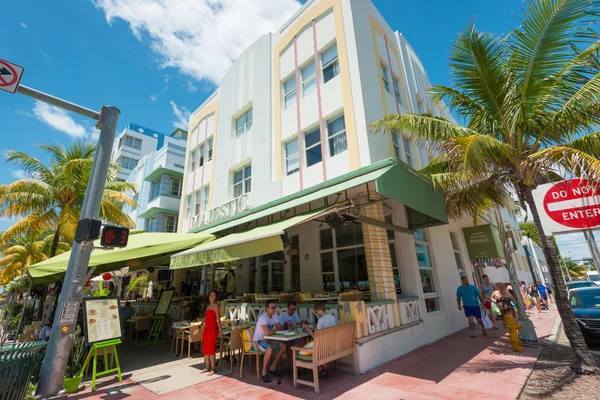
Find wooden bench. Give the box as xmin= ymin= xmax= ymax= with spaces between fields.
xmin=291 ymin=323 xmax=357 ymax=394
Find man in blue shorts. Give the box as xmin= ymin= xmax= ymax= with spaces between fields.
xmin=457 ymin=276 xmax=487 ymax=337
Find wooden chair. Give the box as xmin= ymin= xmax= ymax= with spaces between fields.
xmin=241 ymin=294 xmax=254 ymax=303
xmin=279 ymin=293 xmax=294 ymax=303
xmin=291 ymin=323 xmax=357 ymax=394
xmin=240 ymin=333 xmax=264 ymax=382
xmin=219 ymin=328 xmax=244 ymax=371
xmin=134 ymin=317 xmax=152 ymax=342
xmin=182 ymin=323 xmax=204 ymax=359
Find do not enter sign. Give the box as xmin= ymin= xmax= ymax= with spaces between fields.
xmin=533 ymin=178 xmax=600 ymax=235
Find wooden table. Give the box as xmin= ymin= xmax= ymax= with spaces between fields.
xmin=264 ymin=331 xmax=311 ymax=377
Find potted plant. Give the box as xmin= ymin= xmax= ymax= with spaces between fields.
xmin=126 ymin=276 xmax=148 ymax=298
xmin=63 ymin=329 xmax=86 ymax=394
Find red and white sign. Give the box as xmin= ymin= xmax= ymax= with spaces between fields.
xmin=0 ymin=59 xmax=24 ymax=94
xmin=533 ymin=178 xmax=600 ymax=235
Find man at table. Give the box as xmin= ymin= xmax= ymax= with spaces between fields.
xmin=304 ymin=302 xmax=337 ymax=338
xmin=279 ymin=301 xmax=302 ymax=329
xmin=253 ymin=300 xmax=286 ymax=383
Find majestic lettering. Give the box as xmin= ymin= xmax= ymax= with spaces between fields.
xmin=192 ymin=194 xmax=250 ymax=229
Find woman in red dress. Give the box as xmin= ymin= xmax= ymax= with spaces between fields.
xmin=199 ymin=290 xmax=222 ymax=376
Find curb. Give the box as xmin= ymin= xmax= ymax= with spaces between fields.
xmin=548 ymin=316 xmax=562 ymax=343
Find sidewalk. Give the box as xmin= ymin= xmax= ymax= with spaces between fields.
xmin=70 ymin=308 xmax=559 ymax=400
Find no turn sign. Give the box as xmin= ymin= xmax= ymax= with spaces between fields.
xmin=533 ymin=178 xmax=600 ymax=235
xmin=0 ymin=58 xmax=24 ymax=94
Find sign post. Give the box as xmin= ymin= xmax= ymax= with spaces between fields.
xmin=0 ymin=57 xmax=123 ymax=398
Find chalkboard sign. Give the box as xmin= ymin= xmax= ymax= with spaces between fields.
xmin=153 ymin=289 xmax=174 ymax=316
xmin=83 ymin=296 xmax=123 ymax=344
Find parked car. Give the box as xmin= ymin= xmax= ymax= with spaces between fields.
xmin=566 ymin=281 xmax=597 ymax=294
xmin=568 ymin=287 xmax=600 ymax=344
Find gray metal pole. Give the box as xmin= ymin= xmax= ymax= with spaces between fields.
xmin=15 ymin=280 xmax=33 ymax=343
xmin=16 ymin=85 xmax=100 ymax=120
xmin=583 ymin=230 xmax=600 ymax=271
xmin=35 ymin=106 xmax=120 ymax=399
xmin=523 ymin=244 xmax=541 ymax=284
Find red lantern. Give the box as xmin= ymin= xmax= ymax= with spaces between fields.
xmin=102 ymin=272 xmax=112 ymax=281
xmin=84 ymin=281 xmax=90 ymax=287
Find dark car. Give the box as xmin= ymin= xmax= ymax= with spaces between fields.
xmin=568 ymin=287 xmax=600 ymax=344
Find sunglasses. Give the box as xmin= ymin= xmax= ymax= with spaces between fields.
xmin=289 ymin=308 xmax=297 ymax=312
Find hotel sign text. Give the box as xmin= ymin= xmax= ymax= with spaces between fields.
xmin=192 ymin=194 xmax=250 ymax=229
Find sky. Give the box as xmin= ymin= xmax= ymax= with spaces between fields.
xmin=0 ymin=0 xmax=597 ymax=259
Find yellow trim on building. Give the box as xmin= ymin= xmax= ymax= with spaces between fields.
xmin=273 ymin=0 xmax=360 ymax=181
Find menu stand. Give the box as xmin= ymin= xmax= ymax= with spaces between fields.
xmin=81 ymin=338 xmax=123 ymax=391
xmin=148 ymin=315 xmax=165 ymax=343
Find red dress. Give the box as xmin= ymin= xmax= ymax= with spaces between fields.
xmin=202 ymin=309 xmax=218 ymax=356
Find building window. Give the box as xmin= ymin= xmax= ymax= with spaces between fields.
xmin=450 ymin=232 xmax=465 ymax=278
xmin=118 ymin=156 xmax=138 ymax=170
xmin=284 ymin=75 xmax=296 ymax=109
xmin=123 ymin=135 xmax=142 ymax=150
xmin=185 ymin=195 xmax=191 ymax=218
xmin=322 ymin=44 xmax=339 ymax=83
xmin=302 ymin=62 xmax=316 ymax=96
xmin=149 ymin=178 xmax=161 ymax=200
xmin=189 ymin=150 xmax=196 ymax=171
xmin=319 ymin=220 xmax=401 ymax=294
xmin=391 ymin=130 xmax=401 ymax=158
xmin=305 ymin=127 xmax=322 ymax=167
xmin=403 ymin=136 xmax=415 ymax=168
xmin=195 ymin=191 xmax=201 ymax=216
xmin=415 ymin=229 xmax=441 ymax=312
xmin=235 ymin=109 xmax=253 ymax=137
xmin=207 ymin=138 xmax=213 ymax=161
xmin=146 ymin=216 xmax=156 ymax=232
xmin=169 ymin=177 xmax=182 ymax=197
xmin=381 ymin=62 xmax=390 ymax=93
xmin=203 ymin=186 xmax=210 ymax=211
xmin=164 ymin=215 xmax=177 ymax=233
xmin=327 ymin=114 xmax=347 ymax=156
xmin=233 ymin=165 xmax=251 ymax=198
xmin=157 ymin=269 xmax=173 ymax=282
xmin=199 ymin=144 xmax=205 ymax=167
xmin=285 ymin=138 xmax=299 ymax=176
xmin=393 ymin=78 xmax=403 ymax=106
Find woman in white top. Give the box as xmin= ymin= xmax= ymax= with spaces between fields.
xmin=480 ymin=275 xmax=498 ymax=330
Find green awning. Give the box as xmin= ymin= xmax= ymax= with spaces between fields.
xmin=144 ymin=167 xmax=184 ymax=182
xmin=195 ymin=158 xmax=447 ymax=234
xmin=462 ymin=224 xmax=505 ymax=259
xmin=27 ymin=233 xmax=215 ymax=284
xmin=171 ymin=207 xmax=336 ymax=270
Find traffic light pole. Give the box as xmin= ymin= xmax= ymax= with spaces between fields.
xmin=8 ymin=86 xmax=120 ymax=399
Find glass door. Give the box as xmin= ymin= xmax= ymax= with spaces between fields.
xmin=270 ymin=260 xmax=285 ymax=292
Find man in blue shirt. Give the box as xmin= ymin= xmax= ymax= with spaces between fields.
xmin=537 ymin=281 xmax=549 ymax=307
xmin=456 ymin=276 xmax=487 ymax=337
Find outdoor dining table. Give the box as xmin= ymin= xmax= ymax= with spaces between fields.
xmin=264 ymin=331 xmax=311 ymax=370
xmin=171 ymin=323 xmax=191 ymax=355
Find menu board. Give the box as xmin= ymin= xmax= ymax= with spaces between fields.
xmin=83 ymin=297 xmax=122 ymax=344
xmin=154 ymin=289 xmax=174 ymax=316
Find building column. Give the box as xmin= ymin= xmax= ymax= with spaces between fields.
xmin=361 ymin=195 xmax=397 ymax=301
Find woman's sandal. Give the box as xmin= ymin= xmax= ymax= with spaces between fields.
xmin=262 ymin=374 xmax=271 ymax=383
xmin=199 ymin=368 xmax=210 ymax=374
xmin=207 ymin=370 xmax=215 ymax=376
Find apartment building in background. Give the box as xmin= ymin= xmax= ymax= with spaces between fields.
xmin=112 ymin=124 xmax=188 ymax=232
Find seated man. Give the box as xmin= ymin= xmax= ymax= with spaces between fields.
xmin=120 ymin=301 xmax=135 ymax=319
xmin=303 ymin=302 xmax=338 ymax=339
xmin=253 ymin=300 xmax=286 ymax=383
xmin=279 ymin=300 xmax=302 ymax=329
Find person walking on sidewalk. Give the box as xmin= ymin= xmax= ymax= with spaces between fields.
xmin=538 ymin=281 xmax=549 ymax=308
xmin=456 ymin=276 xmax=487 ymax=337
xmin=491 ymin=282 xmax=517 ymax=325
xmin=480 ymin=275 xmax=498 ymax=330
xmin=529 ymin=282 xmax=542 ymax=313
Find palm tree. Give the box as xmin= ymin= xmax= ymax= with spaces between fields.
xmin=0 ymin=141 xmax=137 ymax=257
xmin=371 ymin=0 xmax=599 ymax=372
xmin=0 ymin=231 xmax=70 ymax=285
xmin=562 ymin=257 xmax=589 ymax=279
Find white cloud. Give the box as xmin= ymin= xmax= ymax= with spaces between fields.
xmin=11 ymin=170 xmax=27 ymax=180
xmin=93 ymin=0 xmax=302 ymax=83
xmin=184 ymin=81 xmax=197 ymax=92
xmin=19 ymin=22 xmax=27 ymax=29
xmin=150 ymin=86 xmax=168 ymax=101
xmin=32 ymin=101 xmax=87 ymax=138
xmin=170 ymin=100 xmax=191 ymax=129
xmin=40 ymin=49 xmax=51 ymax=62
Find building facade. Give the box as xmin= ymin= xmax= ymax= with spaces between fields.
xmin=172 ymin=0 xmax=524 ymax=373
xmin=114 ymin=125 xmax=188 ymax=232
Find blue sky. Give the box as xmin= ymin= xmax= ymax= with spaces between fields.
xmin=0 ymin=0 xmax=597 ymax=260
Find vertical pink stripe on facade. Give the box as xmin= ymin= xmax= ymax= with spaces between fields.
xmin=312 ymin=20 xmax=327 ymax=181
xmin=187 ymin=122 xmax=201 ymax=231
xmin=293 ymin=36 xmax=304 ymax=190
xmin=384 ymin=35 xmax=400 ymax=115
xmin=199 ymin=116 xmax=209 ymax=206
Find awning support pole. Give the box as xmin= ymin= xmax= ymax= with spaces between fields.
xmin=14 ymin=280 xmax=34 ymax=344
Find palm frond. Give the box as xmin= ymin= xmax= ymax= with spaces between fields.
xmin=522 ymin=146 xmax=600 ymax=182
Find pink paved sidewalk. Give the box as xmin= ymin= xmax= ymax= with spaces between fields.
xmin=70 ymin=308 xmax=559 ymax=400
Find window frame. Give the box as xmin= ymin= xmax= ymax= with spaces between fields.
xmin=304 ymin=127 xmax=322 ymax=167
xmin=199 ymin=143 xmax=205 ymax=167
xmin=203 ymin=185 xmax=210 ymax=212
xmin=233 ymin=165 xmax=251 ymax=198
xmin=119 ymin=156 xmax=138 ymax=170
xmin=391 ymin=130 xmax=401 ymax=158
xmin=326 ymin=114 xmax=347 ymax=157
xmin=414 ymin=229 xmax=442 ymax=313
xmin=393 ymin=77 xmax=403 ymax=105
xmin=235 ymin=109 xmax=253 ymax=138
xmin=146 ymin=216 xmax=156 ymax=232
xmin=403 ymin=136 xmax=415 ymax=168
xmin=169 ymin=177 xmax=182 ymax=197
xmin=283 ymin=75 xmax=297 ymax=110
xmin=164 ymin=215 xmax=178 ymax=233
xmin=380 ymin=62 xmax=390 ymax=93
xmin=185 ymin=195 xmax=191 ymax=218
xmin=149 ymin=178 xmax=161 ymax=201
xmin=450 ymin=232 xmax=465 ymax=278
xmin=301 ymin=61 xmax=316 ymax=96
xmin=322 ymin=44 xmax=340 ymax=83
xmin=123 ymin=135 xmax=142 ymax=150
xmin=285 ymin=138 xmax=300 ymax=176
xmin=189 ymin=149 xmax=196 ymax=171
xmin=195 ymin=190 xmax=202 ymax=216
xmin=207 ymin=138 xmax=213 ymax=161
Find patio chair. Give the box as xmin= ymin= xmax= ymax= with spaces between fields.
xmin=182 ymin=323 xmax=204 ymax=359
xmin=240 ymin=329 xmax=264 ymax=382
xmin=298 ymin=292 xmax=312 ymax=303
xmin=134 ymin=317 xmax=152 ymax=342
xmin=279 ymin=293 xmax=294 ymax=303
xmin=338 ymin=291 xmax=363 ymax=302
xmin=219 ymin=328 xmax=243 ymax=371
xmin=241 ymin=293 xmax=255 ymax=303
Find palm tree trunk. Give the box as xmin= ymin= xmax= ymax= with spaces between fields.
xmin=49 ymin=229 xmax=60 ymax=258
xmin=522 ymin=185 xmax=598 ymax=373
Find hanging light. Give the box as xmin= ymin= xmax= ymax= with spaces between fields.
xmin=102 ymin=272 xmax=113 ymax=281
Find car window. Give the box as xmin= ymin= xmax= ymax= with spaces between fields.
xmin=577 ymin=291 xmax=600 ymax=307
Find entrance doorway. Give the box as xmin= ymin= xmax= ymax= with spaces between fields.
xmin=259 ymin=260 xmax=284 ymax=293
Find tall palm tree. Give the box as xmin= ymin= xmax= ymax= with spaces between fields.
xmin=562 ymin=257 xmax=589 ymax=279
xmin=0 ymin=141 xmax=137 ymax=257
xmin=0 ymin=231 xmax=70 ymax=285
xmin=371 ymin=0 xmax=600 ymax=372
